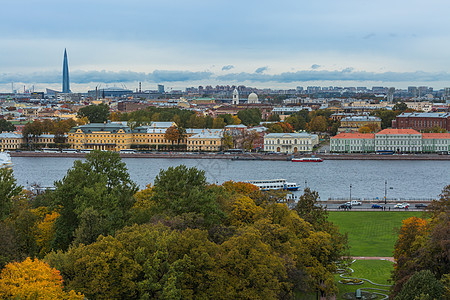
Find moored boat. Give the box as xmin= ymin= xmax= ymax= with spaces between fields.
xmin=0 ymin=152 xmax=13 ymax=168
xmin=246 ymin=179 xmax=299 ymax=191
xmin=292 ymin=157 xmax=323 ymax=162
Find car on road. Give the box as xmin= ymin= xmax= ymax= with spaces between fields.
xmin=339 ymin=203 xmax=352 ymax=209
xmin=345 ymin=200 xmax=362 ymax=206
xmin=371 ymin=204 xmax=383 ymax=209
xmin=394 ymin=203 xmax=410 ymax=209
xmin=415 ymin=203 xmax=428 ymax=209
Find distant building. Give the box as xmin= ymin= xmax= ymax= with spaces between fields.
xmin=87 ymin=87 xmax=133 ymax=99
xmin=392 ymin=112 xmax=450 ymax=131
xmin=62 ymin=49 xmax=70 ymax=93
xmin=339 ymin=115 xmax=381 ymax=133
xmin=187 ymin=129 xmax=223 ymax=152
xmin=247 ymin=92 xmax=259 ymax=104
xmin=232 ymin=88 xmax=239 ymax=105
xmin=330 ymin=129 xmax=450 ymax=153
xmin=264 ymin=132 xmax=318 ymax=154
xmin=0 ymin=132 xmax=22 ymax=151
xmin=158 ymin=85 xmax=165 ymax=94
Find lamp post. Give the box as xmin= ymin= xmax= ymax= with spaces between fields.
xmin=350 ymin=184 xmax=352 ymax=201
xmin=385 ymin=180 xmax=393 ymax=205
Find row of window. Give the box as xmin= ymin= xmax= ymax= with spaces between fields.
xmin=265 ymin=139 xmax=311 ymax=145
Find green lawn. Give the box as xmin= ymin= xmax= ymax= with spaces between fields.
xmin=328 ymin=211 xmax=423 ymax=257
xmin=335 ymin=260 xmax=394 ymax=298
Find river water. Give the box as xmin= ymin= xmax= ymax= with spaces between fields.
xmin=11 ymin=157 xmax=450 ymax=200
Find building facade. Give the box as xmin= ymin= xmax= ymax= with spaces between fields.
xmin=264 ymin=133 xmax=318 ymax=153
xmin=331 ymin=129 xmax=450 ymax=153
xmin=393 ymin=112 xmax=450 ymax=131
xmin=338 ymin=115 xmax=381 ymax=133
xmin=0 ymin=132 xmax=22 ymax=151
xmin=187 ymin=129 xmax=223 ymax=151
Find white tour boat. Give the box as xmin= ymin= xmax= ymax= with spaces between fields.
xmin=246 ymin=179 xmax=299 ymax=191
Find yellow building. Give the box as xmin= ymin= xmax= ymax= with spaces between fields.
xmin=339 ymin=116 xmax=382 ymax=133
xmin=187 ymin=129 xmax=223 ymax=152
xmin=0 ymin=132 xmax=22 ymax=151
xmin=68 ymin=122 xmax=133 ymax=151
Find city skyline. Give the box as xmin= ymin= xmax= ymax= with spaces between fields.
xmin=1 ymin=0 xmax=450 ymax=93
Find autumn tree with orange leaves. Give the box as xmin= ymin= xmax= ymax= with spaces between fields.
xmin=0 ymin=257 xmax=83 ymax=300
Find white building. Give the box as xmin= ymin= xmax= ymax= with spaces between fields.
xmin=264 ymin=132 xmax=318 ymax=153
xmin=247 ymin=92 xmax=259 ymax=104
xmin=232 ymin=88 xmax=239 ymax=105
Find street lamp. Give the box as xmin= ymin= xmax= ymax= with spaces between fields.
xmin=350 ymin=184 xmax=352 ymax=201
xmin=385 ymin=180 xmax=393 ymax=205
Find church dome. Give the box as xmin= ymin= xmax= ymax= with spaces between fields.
xmin=248 ymin=92 xmax=258 ymax=103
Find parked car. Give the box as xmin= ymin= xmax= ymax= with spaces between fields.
xmin=415 ymin=203 xmax=428 ymax=209
xmin=394 ymin=203 xmax=410 ymax=209
xmin=339 ymin=204 xmax=352 ymax=209
xmin=371 ymin=204 xmax=383 ymax=209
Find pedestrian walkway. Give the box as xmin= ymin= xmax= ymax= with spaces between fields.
xmin=352 ymin=256 xmax=395 ymax=262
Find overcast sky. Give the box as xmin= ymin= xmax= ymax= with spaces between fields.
xmin=1 ymin=0 xmax=450 ymax=92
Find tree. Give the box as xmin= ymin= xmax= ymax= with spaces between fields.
xmin=0 ymin=257 xmax=83 ymax=299
xmin=393 ymin=102 xmax=408 ymax=112
xmin=423 ymin=126 xmax=447 ymax=133
xmin=0 ymin=119 xmax=15 ymax=133
xmin=151 ymin=165 xmax=225 ymax=226
xmin=395 ymin=270 xmax=444 ymax=300
xmin=373 ymin=109 xmax=399 ymax=129
xmin=77 ymin=104 xmax=110 ymax=123
xmin=308 ymin=116 xmax=328 ymax=132
xmin=212 ymin=117 xmax=226 ymax=129
xmin=0 ymin=167 xmax=22 ymax=220
xmin=237 ymin=108 xmax=262 ymax=126
xmin=164 ymin=125 xmax=180 ymax=144
xmin=51 ymin=150 xmax=138 ymax=250
xmin=294 ymin=188 xmax=328 ymax=230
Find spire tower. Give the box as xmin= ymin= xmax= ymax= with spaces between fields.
xmin=62 ymin=49 xmax=70 ymax=93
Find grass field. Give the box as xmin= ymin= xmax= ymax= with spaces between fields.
xmin=335 ymin=259 xmax=394 ymax=298
xmin=328 ymin=211 xmax=423 ymax=257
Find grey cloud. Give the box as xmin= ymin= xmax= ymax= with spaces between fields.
xmin=222 ymin=65 xmax=234 ymax=71
xmin=0 ymin=70 xmax=213 ymax=84
xmin=363 ymin=33 xmax=376 ymax=39
xmin=311 ymin=64 xmax=321 ymax=69
xmin=216 ymin=70 xmax=450 ymax=83
xmin=255 ymin=66 xmax=268 ymax=74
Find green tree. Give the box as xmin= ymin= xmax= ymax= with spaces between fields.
xmin=212 ymin=117 xmax=226 ymax=129
xmin=50 ymin=150 xmax=138 ymax=250
xmin=0 ymin=119 xmax=15 ymax=133
xmin=151 ymin=165 xmax=225 ymax=226
xmin=77 ymin=104 xmax=110 ymax=123
xmin=294 ymin=188 xmax=328 ymax=230
xmin=308 ymin=115 xmax=328 ymax=132
xmin=237 ymin=108 xmax=262 ymax=126
xmin=395 ymin=270 xmax=444 ymax=300
xmin=393 ymin=102 xmax=408 ymax=112
xmin=373 ymin=109 xmax=399 ymax=129
xmin=0 ymin=167 xmax=22 ymax=220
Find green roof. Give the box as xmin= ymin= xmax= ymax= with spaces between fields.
xmin=69 ymin=122 xmax=131 ymax=133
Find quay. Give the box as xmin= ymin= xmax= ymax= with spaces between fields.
xmin=8 ymin=151 xmax=450 ymax=160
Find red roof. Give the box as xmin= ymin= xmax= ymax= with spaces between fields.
xmin=422 ymin=133 xmax=450 ymax=139
xmin=331 ymin=133 xmax=375 ymax=139
xmin=377 ymin=129 xmax=420 ymax=135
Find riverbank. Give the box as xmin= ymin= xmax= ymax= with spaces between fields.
xmin=9 ymin=151 xmax=450 ymax=160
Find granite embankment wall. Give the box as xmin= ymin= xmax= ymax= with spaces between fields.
xmin=9 ymin=152 xmax=450 ymax=161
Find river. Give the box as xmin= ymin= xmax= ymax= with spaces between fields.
xmin=11 ymin=156 xmax=450 ymax=200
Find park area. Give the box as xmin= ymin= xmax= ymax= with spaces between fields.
xmin=328 ymin=211 xmax=423 ymax=257
xmin=328 ymin=211 xmax=424 ymax=299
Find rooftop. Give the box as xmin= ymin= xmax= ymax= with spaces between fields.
xmin=331 ymin=133 xmax=375 ymax=139
xmin=377 ymin=129 xmax=421 ymax=135
xmin=398 ymin=112 xmax=450 ymax=118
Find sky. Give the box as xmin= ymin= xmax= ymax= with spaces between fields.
xmin=1 ymin=0 xmax=450 ymax=93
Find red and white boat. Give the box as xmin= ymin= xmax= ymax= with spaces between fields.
xmin=292 ymin=157 xmax=323 ymax=162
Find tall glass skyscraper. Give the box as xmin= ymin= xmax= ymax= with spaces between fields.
xmin=62 ymin=49 xmax=70 ymax=93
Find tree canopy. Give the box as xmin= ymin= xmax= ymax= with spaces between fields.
xmin=77 ymin=104 xmax=110 ymax=123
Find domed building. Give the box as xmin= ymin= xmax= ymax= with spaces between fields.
xmin=247 ymin=92 xmax=259 ymax=104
